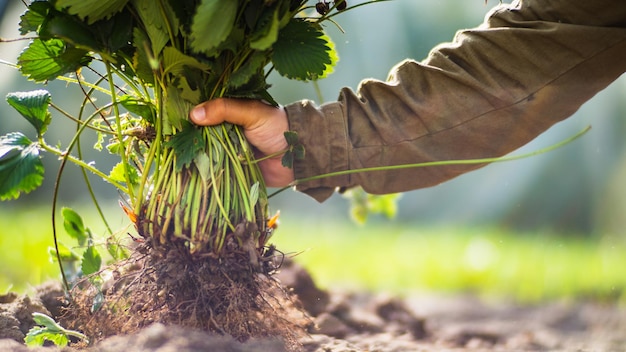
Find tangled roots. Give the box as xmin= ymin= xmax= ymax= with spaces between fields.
xmin=64 ymin=243 xmax=307 ymax=349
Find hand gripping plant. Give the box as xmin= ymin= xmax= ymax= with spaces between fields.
xmin=2 ymin=0 xmax=588 ymax=346
xmin=0 ymin=0 xmax=369 ymax=345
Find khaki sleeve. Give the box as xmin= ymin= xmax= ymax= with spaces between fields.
xmin=285 ymin=0 xmax=626 ymax=202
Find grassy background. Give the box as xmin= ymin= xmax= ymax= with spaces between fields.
xmin=276 ymin=217 xmax=626 ymax=303
xmin=1 ymin=204 xmax=625 ymax=304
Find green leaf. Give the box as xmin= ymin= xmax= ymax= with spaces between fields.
xmin=55 ymin=0 xmax=130 ymax=25
xmin=18 ymin=38 xmax=91 ymax=82
xmin=281 ymin=131 xmax=304 ymax=168
xmin=250 ymin=182 xmax=260 ymax=208
xmin=39 ymin=10 xmax=101 ymax=52
xmin=48 ymin=333 xmax=69 ymax=347
xmin=130 ymin=27 xmax=155 ymax=84
xmin=6 ymin=90 xmax=52 ymax=135
xmin=0 ymin=132 xmax=44 ymax=201
xmin=25 ymin=313 xmax=72 ymax=347
xmin=119 ymin=95 xmax=156 ymax=124
xmin=106 ymin=237 xmax=130 ymax=260
xmin=165 ymin=122 xmax=204 ymax=171
xmin=250 ymin=7 xmax=280 ymax=50
xmin=32 ymin=312 xmax=64 ymax=332
xmin=61 ymin=207 xmax=87 ymax=246
xmin=25 ymin=328 xmax=69 ymax=347
xmin=272 ymin=19 xmax=336 ymax=80
xmin=162 ymin=46 xmax=211 ymax=76
xmin=281 ymin=150 xmax=294 ymax=169
xmin=94 ymin=131 xmax=105 ymax=151
xmin=165 ymin=85 xmax=195 ymax=130
xmin=19 ymin=1 xmax=51 ymax=35
xmin=194 ymin=151 xmax=210 ymax=183
xmin=91 ymin=8 xmax=134 ymax=53
xmin=255 ymin=88 xmax=279 ymax=107
xmin=227 ymin=51 xmax=268 ymax=90
xmin=190 ymin=0 xmax=237 ymax=55
xmin=81 ymin=245 xmax=102 ymax=276
xmin=109 ymin=161 xmax=140 ymax=186
xmin=131 ymin=0 xmax=178 ymax=56
xmin=293 ymin=144 xmax=305 ymax=160
xmin=167 ymin=0 xmax=197 ymax=33
xmin=24 ymin=327 xmax=47 ymax=347
xmin=284 ymin=130 xmax=299 ymax=146
xmin=48 ymin=243 xmax=80 ymax=263
xmin=177 ymin=76 xmax=202 ymax=105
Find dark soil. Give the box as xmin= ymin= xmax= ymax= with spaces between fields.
xmin=1 ymin=260 xmax=625 ymax=352
xmin=63 ymin=243 xmax=304 ymax=347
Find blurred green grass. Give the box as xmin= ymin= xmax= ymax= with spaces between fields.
xmin=274 ymin=216 xmax=626 ymax=303
xmin=1 ymin=205 xmax=625 ymax=304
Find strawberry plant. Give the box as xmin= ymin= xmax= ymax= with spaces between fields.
xmin=0 ymin=0 xmax=588 ymax=347
xmin=0 ymin=0 xmax=370 ymax=345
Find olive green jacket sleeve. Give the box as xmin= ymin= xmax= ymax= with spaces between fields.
xmin=284 ymin=0 xmax=626 ymax=202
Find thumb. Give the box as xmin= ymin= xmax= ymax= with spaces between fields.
xmin=190 ymin=98 xmax=266 ymax=129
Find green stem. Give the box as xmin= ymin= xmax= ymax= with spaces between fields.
xmin=323 ymin=0 xmax=395 ymax=21
xmin=105 ymin=61 xmax=135 ymax=201
xmin=135 ymin=80 xmax=164 ymax=213
xmin=39 ymin=142 xmax=129 ymax=194
xmin=50 ymin=163 xmax=70 ymax=293
xmin=49 ymin=103 xmax=113 ymax=135
xmin=76 ymin=77 xmax=113 ymax=235
xmin=270 ymin=126 xmax=591 ymax=198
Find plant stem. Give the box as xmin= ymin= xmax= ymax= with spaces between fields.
xmin=269 ymin=126 xmax=591 ymax=198
xmin=38 ymin=142 xmax=129 ymax=194
xmin=105 ymin=61 xmax=135 ymax=200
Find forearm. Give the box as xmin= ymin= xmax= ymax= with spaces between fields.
xmin=286 ymin=0 xmax=626 ymax=202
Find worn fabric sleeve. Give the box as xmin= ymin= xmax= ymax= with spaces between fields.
xmin=284 ymin=0 xmax=626 ymax=202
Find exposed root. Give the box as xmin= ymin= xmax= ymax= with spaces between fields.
xmin=63 ymin=242 xmax=308 ymax=350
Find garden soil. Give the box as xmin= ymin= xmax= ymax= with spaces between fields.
xmin=1 ymin=260 xmax=625 ymax=352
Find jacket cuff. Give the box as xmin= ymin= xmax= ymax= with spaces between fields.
xmin=284 ymin=99 xmax=352 ymax=202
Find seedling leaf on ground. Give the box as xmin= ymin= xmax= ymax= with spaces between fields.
xmin=25 ymin=312 xmax=88 ymax=347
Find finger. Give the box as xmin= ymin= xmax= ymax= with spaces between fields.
xmin=190 ymin=98 xmax=270 ymax=129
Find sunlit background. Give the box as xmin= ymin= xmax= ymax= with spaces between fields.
xmin=1 ymin=0 xmax=625 ymax=302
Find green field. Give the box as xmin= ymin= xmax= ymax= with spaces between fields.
xmin=1 ymin=205 xmax=625 ymax=304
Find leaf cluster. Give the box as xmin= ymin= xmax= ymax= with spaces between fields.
xmin=15 ymin=0 xmax=336 ymax=98
xmin=1 ymin=0 xmax=340 ymax=201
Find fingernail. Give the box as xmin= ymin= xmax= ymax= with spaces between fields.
xmin=191 ymin=105 xmax=205 ymax=123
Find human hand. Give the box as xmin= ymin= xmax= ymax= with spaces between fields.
xmin=190 ymin=98 xmax=295 ymax=188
